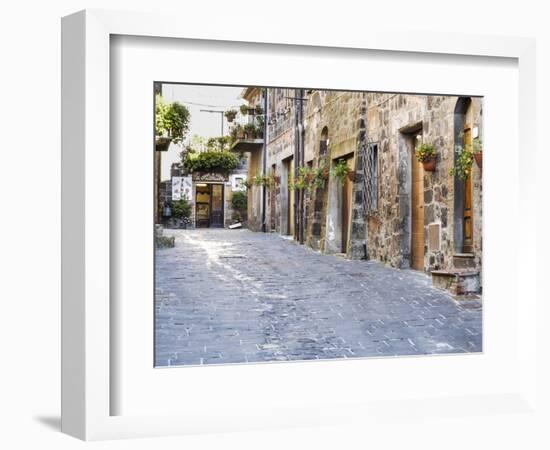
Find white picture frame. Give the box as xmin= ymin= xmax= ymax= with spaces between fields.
xmin=61 ymin=9 xmax=538 ymax=441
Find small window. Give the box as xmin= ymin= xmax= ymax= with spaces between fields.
xmin=366 ymin=143 xmax=378 ymax=213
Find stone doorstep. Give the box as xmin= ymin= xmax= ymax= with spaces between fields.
xmin=431 ymin=269 xmax=479 ymax=276
xmin=452 ymin=253 xmax=476 ymax=269
xmin=431 ymin=269 xmax=481 ymax=296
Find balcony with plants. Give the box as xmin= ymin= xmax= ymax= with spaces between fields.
xmin=229 ymin=103 xmax=265 ymax=153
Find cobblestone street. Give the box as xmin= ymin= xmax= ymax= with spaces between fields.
xmin=155 ymin=229 xmax=482 ymax=367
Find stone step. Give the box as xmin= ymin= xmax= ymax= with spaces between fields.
xmin=453 ymin=253 xmax=476 ymax=269
xmin=431 ymin=269 xmax=481 ymax=295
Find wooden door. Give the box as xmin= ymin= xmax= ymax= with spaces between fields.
xmin=462 ymin=125 xmax=474 ymax=253
xmin=411 ymin=139 xmax=425 ymax=270
xmin=270 ymin=164 xmax=277 ymax=231
xmin=209 ymin=184 xmax=224 ymax=228
xmin=195 ymin=185 xmax=210 ymax=228
xmin=341 ymin=157 xmax=354 ymax=253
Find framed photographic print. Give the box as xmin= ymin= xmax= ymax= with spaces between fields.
xmin=153 ymin=82 xmax=484 ymax=368
xmin=61 ymin=9 xmax=538 ymax=441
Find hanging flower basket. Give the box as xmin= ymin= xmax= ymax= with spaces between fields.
xmin=416 ymin=143 xmax=437 ymax=172
xmin=422 ymin=157 xmax=437 ymax=172
xmin=155 ymin=136 xmax=171 ymax=152
xmin=224 ymin=109 xmax=237 ymax=123
xmin=474 ymin=152 xmax=482 ymax=169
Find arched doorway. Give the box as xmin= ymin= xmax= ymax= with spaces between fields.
xmin=453 ymin=97 xmax=474 ymax=253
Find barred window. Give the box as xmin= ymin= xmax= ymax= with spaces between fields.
xmin=365 ymin=143 xmax=378 ymax=213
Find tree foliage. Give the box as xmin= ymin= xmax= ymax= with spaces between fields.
xmin=155 ymin=94 xmax=190 ymax=143
xmin=185 ymin=151 xmax=239 ymax=175
xmin=231 ymin=191 xmax=247 ymax=212
xmin=206 ymin=136 xmax=231 ymax=152
xmin=172 ymin=197 xmax=192 ymax=220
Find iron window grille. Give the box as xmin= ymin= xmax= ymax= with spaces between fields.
xmin=361 ymin=141 xmax=379 ymax=216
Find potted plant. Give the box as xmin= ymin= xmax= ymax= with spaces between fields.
xmin=317 ymin=159 xmax=330 ymax=180
xmin=309 ymin=163 xmax=328 ymax=190
xmin=243 ymin=123 xmax=257 ymax=139
xmin=289 ymin=172 xmax=307 ymax=191
xmin=253 ymin=174 xmax=275 ymax=188
xmin=224 ymin=109 xmax=237 ymax=123
xmin=155 ymin=136 xmax=171 ymax=152
xmin=255 ymin=104 xmax=264 ymax=116
xmin=450 ymin=144 xmax=474 ymax=181
xmin=236 ymin=124 xmax=245 ymax=139
xmin=332 ymin=159 xmax=350 ymax=185
xmin=155 ymin=94 xmax=190 ymax=151
xmin=231 ymin=191 xmax=248 ymax=222
xmin=240 ymin=104 xmax=249 ymax=116
xmin=473 ymin=137 xmax=482 ymax=169
xmin=255 ymin=126 xmax=264 ymax=139
xmin=252 ymin=174 xmax=263 ymax=187
xmin=415 ymin=143 xmax=437 ymax=171
xmin=172 ymin=196 xmax=192 ymax=229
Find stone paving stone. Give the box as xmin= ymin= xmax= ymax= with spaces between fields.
xmin=154 ymin=228 xmax=483 ymax=367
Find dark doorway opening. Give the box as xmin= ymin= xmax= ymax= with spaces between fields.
xmin=195 ymin=183 xmax=224 ymax=228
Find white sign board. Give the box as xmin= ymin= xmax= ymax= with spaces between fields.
xmin=231 ymin=174 xmax=247 ymax=192
xmin=172 ymin=176 xmax=193 ymax=201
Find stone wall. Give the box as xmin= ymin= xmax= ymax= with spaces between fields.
xmin=224 ymin=168 xmax=249 ymax=228
xmin=251 ymin=88 xmax=483 ymax=277
xmin=303 ymin=91 xmax=366 ymax=256
xmin=363 ymin=93 xmax=482 ymax=272
xmin=265 ymin=88 xmax=297 ymax=235
xmin=246 ymin=150 xmax=263 ymax=231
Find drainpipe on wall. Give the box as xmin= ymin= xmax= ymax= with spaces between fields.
xmin=298 ymin=88 xmax=305 ymax=245
xmin=293 ymin=89 xmax=300 ymax=242
xmin=261 ymin=88 xmax=268 ymax=232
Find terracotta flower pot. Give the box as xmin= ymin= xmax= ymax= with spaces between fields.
xmin=422 ymin=157 xmax=437 ymax=172
xmin=474 ymin=152 xmax=482 ymax=169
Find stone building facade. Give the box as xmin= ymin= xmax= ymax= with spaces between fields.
xmin=231 ymin=87 xmax=266 ymax=232
xmin=162 ymin=159 xmax=248 ymax=229
xmin=237 ymin=88 xmax=483 ymax=291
